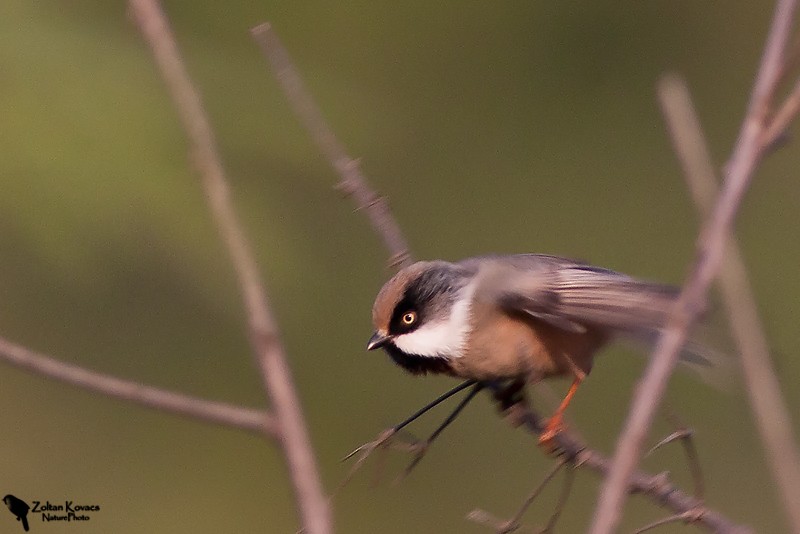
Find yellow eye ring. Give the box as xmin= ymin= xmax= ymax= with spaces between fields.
xmin=401 ymin=311 xmax=417 ymax=325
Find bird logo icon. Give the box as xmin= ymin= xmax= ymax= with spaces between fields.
xmin=3 ymin=495 xmax=30 ymax=531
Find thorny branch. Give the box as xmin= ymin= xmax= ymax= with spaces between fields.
xmin=589 ymin=1 xmax=800 ymax=532
xmin=128 ymin=2 xmax=331 ymax=533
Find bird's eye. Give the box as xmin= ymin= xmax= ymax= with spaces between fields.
xmin=401 ymin=311 xmax=417 ymax=326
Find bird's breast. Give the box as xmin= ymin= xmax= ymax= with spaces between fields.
xmin=449 ymin=312 xmax=608 ymax=381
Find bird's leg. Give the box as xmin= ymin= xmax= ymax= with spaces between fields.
xmin=539 ymin=373 xmax=584 ymax=446
xmin=489 ymin=378 xmax=527 ymax=411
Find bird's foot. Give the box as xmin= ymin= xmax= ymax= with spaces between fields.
xmin=538 ymin=416 xmax=566 ymax=451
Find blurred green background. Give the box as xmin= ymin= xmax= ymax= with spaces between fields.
xmin=1 ymin=1 xmax=799 ymax=532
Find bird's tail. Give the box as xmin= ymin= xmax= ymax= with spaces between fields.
xmin=553 ymin=266 xmax=718 ymax=366
xmin=554 ymin=266 xmax=686 ymax=335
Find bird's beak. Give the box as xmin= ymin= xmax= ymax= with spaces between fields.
xmin=367 ymin=331 xmax=391 ymax=351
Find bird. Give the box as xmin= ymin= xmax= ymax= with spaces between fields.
xmin=367 ymin=254 xmax=700 ymax=443
xmin=3 ymin=494 xmax=30 ymax=532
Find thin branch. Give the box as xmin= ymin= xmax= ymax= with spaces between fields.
xmin=505 ymin=457 xmax=569 ymax=533
xmin=0 ymin=335 xmax=275 ymax=435
xmin=338 ymin=380 xmax=477 ymax=490
xmin=658 ymin=74 xmax=800 ymax=532
xmin=127 ymin=3 xmax=331 ymax=534
xmin=761 ymin=77 xmax=800 ymax=149
xmin=633 ymin=512 xmax=704 ymax=534
xmin=647 ymin=425 xmax=704 ymax=501
xmin=399 ymin=382 xmax=484 ymax=479
xmin=506 ymin=402 xmax=751 ymax=534
xmin=250 ymin=23 xmax=412 ymax=270
xmin=542 ymin=461 xmax=574 ymax=533
xmin=351 ymin=387 xmax=749 ymax=532
xmin=589 ymin=1 xmax=799 ymax=532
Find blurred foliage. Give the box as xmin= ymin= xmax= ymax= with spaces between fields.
xmin=1 ymin=1 xmax=798 ymax=532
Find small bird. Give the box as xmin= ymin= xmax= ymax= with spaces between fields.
xmin=3 ymin=494 xmax=30 ymax=532
xmin=367 ymin=254 xmax=696 ymax=443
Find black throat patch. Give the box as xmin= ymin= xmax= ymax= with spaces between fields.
xmin=382 ymin=344 xmax=455 ymax=376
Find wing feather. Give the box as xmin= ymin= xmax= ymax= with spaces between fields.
xmin=490 ymin=256 xmax=680 ymax=336
xmin=469 ymin=254 xmax=711 ymax=366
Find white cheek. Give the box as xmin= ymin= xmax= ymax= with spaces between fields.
xmin=392 ymin=280 xmax=476 ymax=359
xmin=393 ymin=321 xmax=467 ymax=358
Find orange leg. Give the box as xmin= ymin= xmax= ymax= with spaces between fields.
xmin=539 ymin=375 xmax=583 ymax=446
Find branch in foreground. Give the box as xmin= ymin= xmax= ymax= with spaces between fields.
xmin=761 ymin=76 xmax=800 ymax=150
xmin=589 ymin=1 xmax=799 ymax=532
xmin=250 ymin=23 xmax=412 ymax=270
xmin=659 ymin=74 xmax=800 ymax=533
xmin=345 ymin=389 xmax=748 ymax=532
xmin=0 ymin=335 xmax=274 ymax=435
xmin=127 ymin=3 xmax=331 ymax=534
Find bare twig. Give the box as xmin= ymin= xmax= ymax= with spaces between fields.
xmin=353 ymin=385 xmax=749 ymax=532
xmin=512 ymin=401 xmax=751 ymax=534
xmin=647 ymin=410 xmax=704 ymax=500
xmin=0 ymin=335 xmax=275 ymax=434
xmin=470 ymin=464 xmax=575 ymax=534
xmin=633 ymin=511 xmax=706 ymax=534
xmin=399 ymin=382 xmax=483 ymax=479
xmin=647 ymin=427 xmax=704 ymax=501
xmin=505 ymin=458 xmax=569 ymax=533
xmin=761 ymin=77 xmax=800 ymax=149
xmin=589 ymin=1 xmax=799 ymax=532
xmin=339 ymin=380 xmax=477 ymax=489
xmin=127 ymin=2 xmax=331 ymax=533
xmin=659 ymin=74 xmax=800 ymax=531
xmin=542 ymin=463 xmax=574 ymax=533
xmin=250 ymin=23 xmax=412 ymax=270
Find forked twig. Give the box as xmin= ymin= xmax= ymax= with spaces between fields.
xmin=647 ymin=411 xmax=704 ymax=500
xmin=336 ymin=427 xmax=396 ymax=492
xmin=590 ymin=1 xmax=800 ymax=532
xmin=339 ymin=380 xmax=478 ymax=488
xmin=473 ymin=457 xmax=570 ymax=534
xmin=398 ymin=382 xmax=484 ymax=480
xmin=647 ymin=429 xmax=703 ymax=500
xmin=761 ymin=77 xmax=800 ymax=150
xmin=128 ymin=2 xmax=331 ymax=533
xmin=512 ymin=399 xmax=749 ymax=534
xmin=658 ymin=74 xmax=800 ymax=529
xmin=540 ymin=463 xmax=574 ymax=533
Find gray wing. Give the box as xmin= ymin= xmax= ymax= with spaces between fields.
xmin=482 ymin=254 xmax=680 ymax=337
